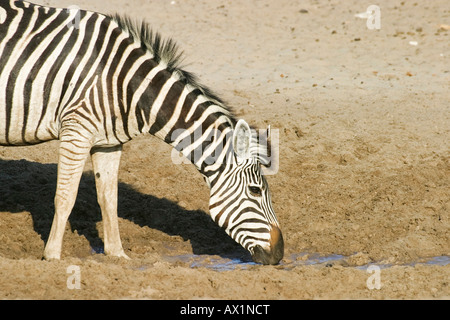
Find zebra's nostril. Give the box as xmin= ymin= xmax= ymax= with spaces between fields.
xmin=250 ymin=241 xmax=283 ymax=265
xmin=251 ymin=245 xmax=266 ymax=264
xmin=250 ymin=227 xmax=284 ymax=265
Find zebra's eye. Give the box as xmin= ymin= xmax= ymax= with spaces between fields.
xmin=248 ymin=186 xmax=262 ymax=197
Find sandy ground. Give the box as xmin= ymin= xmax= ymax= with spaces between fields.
xmin=0 ymin=0 xmax=449 ymax=299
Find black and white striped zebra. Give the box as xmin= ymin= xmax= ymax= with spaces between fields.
xmin=0 ymin=0 xmax=283 ymax=265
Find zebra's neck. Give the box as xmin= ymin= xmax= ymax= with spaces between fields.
xmin=133 ymin=67 xmax=236 ymax=186
xmin=102 ymin=14 xmax=237 ymax=182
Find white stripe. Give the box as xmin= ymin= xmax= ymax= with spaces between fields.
xmin=0 ymin=7 xmax=7 ymax=24
xmin=185 ymin=94 xmax=207 ymax=122
xmin=0 ymin=3 xmax=23 ymax=60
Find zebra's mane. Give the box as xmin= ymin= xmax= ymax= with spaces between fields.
xmin=110 ymin=14 xmax=226 ymax=108
xmin=110 ymin=14 xmax=272 ymax=165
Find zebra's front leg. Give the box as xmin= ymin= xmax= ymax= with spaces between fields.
xmin=43 ymin=138 xmax=91 ymax=260
xmin=91 ymin=145 xmax=129 ymax=259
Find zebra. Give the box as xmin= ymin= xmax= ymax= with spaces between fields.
xmin=0 ymin=0 xmax=284 ymax=265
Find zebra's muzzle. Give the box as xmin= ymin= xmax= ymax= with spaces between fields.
xmin=251 ymin=226 xmax=284 ymax=265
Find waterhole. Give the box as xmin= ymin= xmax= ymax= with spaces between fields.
xmin=90 ymin=246 xmax=450 ymax=271
xmin=161 ymin=253 xmax=450 ymax=271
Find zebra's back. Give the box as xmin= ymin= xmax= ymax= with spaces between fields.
xmin=0 ymin=1 xmax=120 ymax=146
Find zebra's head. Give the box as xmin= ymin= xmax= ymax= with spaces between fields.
xmin=208 ymin=119 xmax=284 ymax=265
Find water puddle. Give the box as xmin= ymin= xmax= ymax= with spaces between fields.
xmin=163 ymin=254 xmax=258 ymax=271
xmin=90 ymin=245 xmax=450 ymax=271
xmin=162 ymin=253 xmax=450 ymax=272
xmin=422 ymin=255 xmax=450 ymax=266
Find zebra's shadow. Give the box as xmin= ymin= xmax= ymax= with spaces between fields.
xmin=0 ymin=159 xmax=249 ymax=260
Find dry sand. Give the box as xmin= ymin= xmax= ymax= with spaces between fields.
xmin=0 ymin=0 xmax=449 ymax=299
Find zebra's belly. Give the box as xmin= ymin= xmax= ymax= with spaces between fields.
xmin=0 ymin=126 xmax=58 ymax=146
xmin=0 ymin=50 xmax=62 ymax=146
xmin=0 ymin=97 xmax=59 ymax=146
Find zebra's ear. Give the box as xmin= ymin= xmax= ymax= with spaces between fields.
xmin=233 ymin=119 xmax=252 ymax=160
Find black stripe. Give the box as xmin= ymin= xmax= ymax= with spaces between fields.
xmin=106 ymin=35 xmax=132 ymax=140
xmin=231 ymin=206 xmax=266 ymax=224
xmin=212 ymin=186 xmax=246 ymax=227
xmin=149 ymin=80 xmax=184 ymax=135
xmin=30 ymin=4 xmax=58 ymax=33
xmin=125 ymin=58 xmax=157 ymax=113
xmin=2 ymin=5 xmax=35 ymax=143
xmin=0 ymin=3 xmax=33 ymax=75
xmin=135 ymin=69 xmax=170 ymax=132
xmin=232 ymin=210 xmax=267 ymax=232
xmin=239 ymin=234 xmax=270 ymax=249
xmin=74 ymin=106 xmax=99 ymax=131
xmin=116 ymin=48 xmax=145 ymax=136
xmin=0 ymin=2 xmax=18 ymax=45
xmin=223 ymin=197 xmax=262 ymax=230
xmin=163 ymin=88 xmax=201 ymax=143
xmin=88 ymin=84 xmax=101 ymax=122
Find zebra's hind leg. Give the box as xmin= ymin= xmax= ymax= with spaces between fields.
xmin=43 ymin=137 xmax=91 ymax=260
xmin=91 ymin=145 xmax=129 ymax=259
